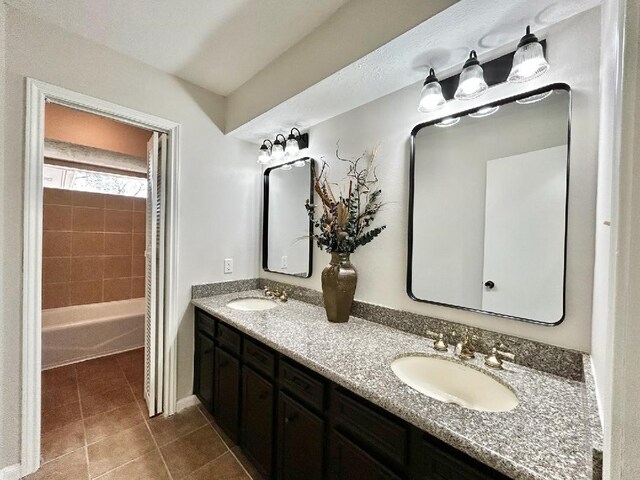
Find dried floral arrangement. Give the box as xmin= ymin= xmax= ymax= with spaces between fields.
xmin=305 ymin=146 xmax=386 ymax=254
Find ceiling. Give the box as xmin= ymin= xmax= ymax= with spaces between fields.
xmin=5 ymin=0 xmax=350 ymax=96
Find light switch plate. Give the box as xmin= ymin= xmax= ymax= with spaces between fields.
xmin=281 ymin=256 xmax=288 ymax=269
xmin=224 ymin=258 xmax=233 ymax=274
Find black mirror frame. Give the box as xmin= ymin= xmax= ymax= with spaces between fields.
xmin=262 ymin=157 xmax=314 ymax=278
xmin=407 ymin=83 xmax=572 ymax=326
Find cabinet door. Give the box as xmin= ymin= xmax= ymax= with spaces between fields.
xmin=214 ymin=347 xmax=241 ymax=443
xmin=242 ymin=367 xmax=274 ymax=478
xmin=278 ymin=393 xmax=324 ymax=480
xmin=194 ymin=330 xmax=215 ymax=413
xmin=330 ymin=431 xmax=401 ymax=480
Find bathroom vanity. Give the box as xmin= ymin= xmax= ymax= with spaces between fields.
xmin=192 ymin=290 xmax=597 ymax=480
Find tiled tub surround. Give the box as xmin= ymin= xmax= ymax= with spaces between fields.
xmin=192 ymin=279 xmax=584 ymax=381
xmin=192 ymin=290 xmax=600 ymax=480
xmin=43 ymin=187 xmax=146 ymax=309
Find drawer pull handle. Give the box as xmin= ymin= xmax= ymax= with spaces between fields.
xmin=292 ymin=376 xmax=310 ymax=391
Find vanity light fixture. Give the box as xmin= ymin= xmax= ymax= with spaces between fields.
xmin=469 ymin=105 xmax=500 ymax=118
xmin=435 ymin=117 xmax=460 ymax=128
xmin=507 ymin=26 xmax=550 ymax=83
xmin=454 ymin=50 xmax=488 ymax=100
xmin=271 ymin=134 xmax=286 ymax=160
xmin=285 ymin=128 xmax=302 ymax=157
xmin=516 ymin=90 xmax=552 ymax=105
xmin=418 ymin=68 xmax=446 ymax=112
xmin=258 ymin=140 xmax=273 ymax=164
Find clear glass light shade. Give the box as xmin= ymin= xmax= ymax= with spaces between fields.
xmin=285 ymin=138 xmax=300 ymax=157
xmin=435 ymin=117 xmax=460 ymax=128
xmin=271 ymin=143 xmax=285 ymax=160
xmin=507 ymin=42 xmax=549 ymax=83
xmin=454 ymin=64 xmax=487 ymax=100
xmin=469 ymin=105 xmax=499 ymax=118
xmin=418 ymin=82 xmax=445 ymax=112
xmin=257 ymin=148 xmax=271 ymax=164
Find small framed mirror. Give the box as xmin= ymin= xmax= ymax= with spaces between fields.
xmin=262 ymin=158 xmax=314 ymax=277
xmin=408 ymin=84 xmax=571 ymax=325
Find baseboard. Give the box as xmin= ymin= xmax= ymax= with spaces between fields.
xmin=0 ymin=464 xmax=21 ymax=480
xmin=176 ymin=394 xmax=200 ymax=412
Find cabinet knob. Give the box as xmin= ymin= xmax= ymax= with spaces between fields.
xmin=484 ymin=280 xmax=495 ymax=289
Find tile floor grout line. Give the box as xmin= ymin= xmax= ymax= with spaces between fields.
xmin=70 ymin=364 xmax=91 ymax=480
xmin=123 ymin=360 xmax=174 ymax=480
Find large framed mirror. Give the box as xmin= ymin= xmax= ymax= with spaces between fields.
xmin=263 ymin=158 xmax=314 ymax=277
xmin=408 ymin=84 xmax=570 ymax=325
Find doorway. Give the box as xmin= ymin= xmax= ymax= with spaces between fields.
xmin=22 ymin=79 xmax=181 ymax=477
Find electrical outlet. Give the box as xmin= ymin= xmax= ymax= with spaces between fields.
xmin=281 ymin=256 xmax=288 ymax=269
xmin=224 ymin=258 xmax=233 ymax=274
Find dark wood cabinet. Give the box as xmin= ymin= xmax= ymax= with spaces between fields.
xmin=193 ymin=308 xmax=512 ymax=480
xmin=330 ymin=431 xmax=402 ymax=480
xmin=193 ymin=329 xmax=215 ymax=413
xmin=241 ymin=366 xmax=274 ymax=478
xmin=214 ymin=346 xmax=241 ymax=443
xmin=277 ymin=393 xmax=325 ymax=480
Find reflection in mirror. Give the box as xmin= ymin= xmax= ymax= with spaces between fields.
xmin=263 ymin=158 xmax=313 ymax=277
xmin=408 ymin=86 xmax=570 ymax=324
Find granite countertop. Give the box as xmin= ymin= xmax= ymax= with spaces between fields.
xmin=192 ymin=290 xmax=595 ymax=480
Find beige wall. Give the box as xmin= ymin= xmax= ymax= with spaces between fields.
xmin=261 ymin=8 xmax=602 ymax=353
xmin=42 ymin=188 xmax=146 ymax=309
xmin=45 ymin=103 xmax=151 ymax=158
xmin=2 ymin=6 xmax=260 ymax=469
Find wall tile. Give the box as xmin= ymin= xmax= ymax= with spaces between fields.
xmin=105 ymin=210 xmax=133 ymax=233
xmin=43 ymin=257 xmax=71 ymax=284
xmin=72 ymin=206 xmax=105 ymax=232
xmin=105 ymin=233 xmax=132 ymax=255
xmin=71 ymin=257 xmax=104 ymax=281
xmin=69 ymin=280 xmax=103 ymax=305
xmin=43 ymin=231 xmax=72 ymax=257
xmin=132 ymin=256 xmax=145 ymax=277
xmin=42 ymin=283 xmax=69 ymax=309
xmin=44 ymin=188 xmax=73 ymax=206
xmin=133 ymin=197 xmax=146 ymax=212
xmin=104 ymin=278 xmax=132 ymax=302
xmin=132 ymin=277 xmax=145 ymax=298
xmin=105 ymin=194 xmax=134 ymax=211
xmin=72 ymin=232 xmax=105 ymax=256
xmin=73 ymin=190 xmax=105 ymax=208
xmin=43 ymin=205 xmax=72 ymax=231
xmin=133 ymin=211 xmax=146 ymax=233
xmin=133 ymin=234 xmax=146 ymax=255
xmin=104 ymin=256 xmax=132 ymax=279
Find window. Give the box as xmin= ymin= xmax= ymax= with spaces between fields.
xmin=43 ymin=164 xmax=147 ymax=198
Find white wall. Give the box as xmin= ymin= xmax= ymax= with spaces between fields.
xmin=1 ymin=6 xmax=260 ymax=469
xmin=261 ymin=7 xmax=601 ymax=353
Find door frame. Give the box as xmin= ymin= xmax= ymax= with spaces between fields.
xmin=21 ymin=78 xmax=181 ymax=476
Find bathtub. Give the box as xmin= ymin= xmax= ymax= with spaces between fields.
xmin=42 ymin=298 xmax=145 ymax=369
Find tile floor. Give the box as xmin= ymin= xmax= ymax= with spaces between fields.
xmin=28 ymin=348 xmax=259 ymax=480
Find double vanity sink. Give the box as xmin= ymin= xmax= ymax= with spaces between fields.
xmin=227 ymin=295 xmax=519 ymax=414
xmin=199 ymin=290 xmax=593 ymax=479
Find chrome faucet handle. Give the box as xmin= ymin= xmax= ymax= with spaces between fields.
xmin=484 ymin=343 xmax=515 ymax=369
xmin=426 ymin=331 xmax=448 ymax=352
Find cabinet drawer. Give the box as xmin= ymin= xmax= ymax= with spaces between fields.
xmin=332 ymin=388 xmax=409 ymax=468
xmin=330 ymin=431 xmax=402 ymax=480
xmin=279 ymin=360 xmax=325 ymax=412
xmin=195 ymin=309 xmax=216 ymax=338
xmin=243 ymin=338 xmax=275 ymax=378
xmin=216 ymin=322 xmax=241 ymax=355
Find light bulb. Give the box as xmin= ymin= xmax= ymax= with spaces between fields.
xmin=454 ymin=51 xmax=487 ymax=100
xmin=418 ymin=68 xmax=446 ymax=112
xmin=508 ymin=26 xmax=549 ymax=83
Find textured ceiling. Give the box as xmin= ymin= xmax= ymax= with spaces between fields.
xmin=228 ymin=0 xmax=601 ymax=142
xmin=5 ymin=0 xmax=350 ymax=95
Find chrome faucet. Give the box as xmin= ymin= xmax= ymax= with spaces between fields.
xmin=454 ymin=330 xmax=476 ymax=360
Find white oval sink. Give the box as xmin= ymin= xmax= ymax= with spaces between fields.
xmin=226 ymin=298 xmax=278 ymax=311
xmin=391 ymin=356 xmax=518 ymax=412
